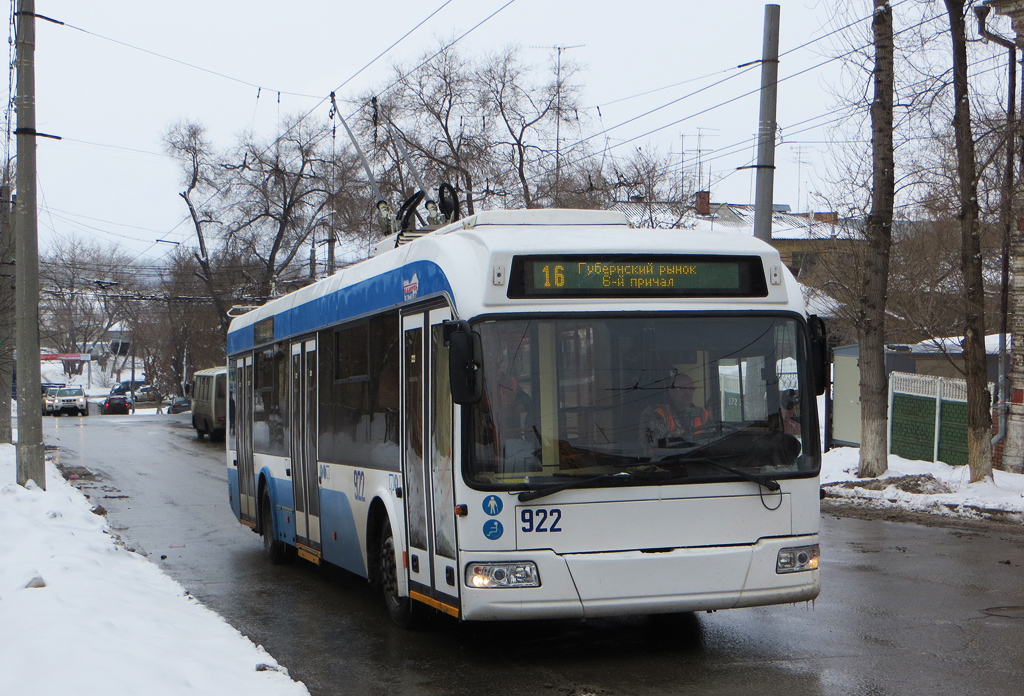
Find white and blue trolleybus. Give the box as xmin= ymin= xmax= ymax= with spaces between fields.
xmin=226 ymin=209 xmax=827 ymax=625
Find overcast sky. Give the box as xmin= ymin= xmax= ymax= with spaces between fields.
xmin=6 ymin=1 xmax=1005 ymax=264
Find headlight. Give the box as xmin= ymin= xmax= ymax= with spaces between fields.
xmin=466 ymin=562 xmax=540 ymax=588
xmin=776 ymin=544 xmax=819 ymax=574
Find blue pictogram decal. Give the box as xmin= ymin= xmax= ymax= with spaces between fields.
xmin=483 ymin=519 xmax=504 ymax=540
xmin=483 ymin=495 xmax=503 ymax=516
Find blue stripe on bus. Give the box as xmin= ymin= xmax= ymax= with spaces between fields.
xmin=265 ymin=475 xmax=296 ymax=543
xmin=227 ymin=260 xmax=452 ymax=353
xmin=320 ymin=487 xmax=367 ymax=577
xmin=227 ymin=467 xmax=241 ymax=520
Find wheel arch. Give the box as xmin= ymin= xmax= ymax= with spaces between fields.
xmin=366 ymin=493 xmax=408 ymax=598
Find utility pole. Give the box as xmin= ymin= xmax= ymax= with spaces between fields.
xmin=753 ymin=4 xmax=781 ymax=243
xmin=976 ymin=5 xmax=1016 ymax=465
xmin=983 ymin=0 xmax=1024 ymax=474
xmin=0 ymin=183 xmax=13 ymax=445
xmin=14 ymin=0 xmax=44 ymax=488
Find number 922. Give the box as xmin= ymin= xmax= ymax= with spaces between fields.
xmin=520 ymin=508 xmax=562 ymax=533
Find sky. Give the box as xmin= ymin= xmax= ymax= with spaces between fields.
xmin=6 ymin=0 xmax=951 ymax=265
xmin=3 ymin=437 xmax=1023 ymax=696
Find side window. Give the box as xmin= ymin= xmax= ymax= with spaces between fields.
xmin=318 ymin=311 xmax=400 ymax=470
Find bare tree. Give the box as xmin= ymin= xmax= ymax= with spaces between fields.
xmin=164 ymin=121 xmax=232 ymax=333
xmin=222 ymin=117 xmax=332 ymax=298
xmin=479 ymin=46 xmax=580 ymax=209
xmin=378 ymin=44 xmax=493 ymax=215
xmin=857 ymin=0 xmax=896 ymax=479
xmin=39 ymin=237 xmax=138 ymax=376
xmin=943 ymin=0 xmax=992 ymax=482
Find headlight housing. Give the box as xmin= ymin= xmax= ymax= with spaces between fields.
xmin=776 ymin=544 xmax=819 ymax=573
xmin=466 ymin=562 xmax=540 ymax=588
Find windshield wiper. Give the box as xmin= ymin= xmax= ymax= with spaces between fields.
xmin=656 ymin=453 xmax=780 ymax=491
xmin=518 ymin=471 xmax=632 ymax=502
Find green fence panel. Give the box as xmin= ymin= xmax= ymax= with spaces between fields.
xmin=938 ymin=400 xmax=968 ymax=467
xmin=890 ymin=393 xmax=936 ymax=462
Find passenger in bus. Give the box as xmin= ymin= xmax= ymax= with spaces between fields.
xmin=640 ymin=371 xmax=711 ymax=447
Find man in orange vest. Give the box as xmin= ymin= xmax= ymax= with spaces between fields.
xmin=640 ymin=371 xmax=711 ymax=447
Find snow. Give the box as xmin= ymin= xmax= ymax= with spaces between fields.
xmin=821 ymin=447 xmax=1024 ymax=520
xmin=0 ymin=445 xmax=309 ymax=696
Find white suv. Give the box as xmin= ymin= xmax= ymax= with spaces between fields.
xmin=53 ymin=387 xmax=89 ymax=416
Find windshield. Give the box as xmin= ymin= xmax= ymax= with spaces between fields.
xmin=58 ymin=388 xmax=83 ymax=397
xmin=464 ymin=315 xmax=819 ymax=490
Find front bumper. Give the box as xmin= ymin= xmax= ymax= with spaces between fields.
xmin=459 ymin=535 xmax=820 ymax=621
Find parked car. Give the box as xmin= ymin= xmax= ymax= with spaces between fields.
xmin=167 ymin=396 xmax=191 ymax=414
xmin=42 ymin=387 xmax=61 ymax=415
xmin=101 ymin=394 xmax=131 ymax=415
xmin=109 ymin=380 xmax=146 ymax=396
xmin=52 ymin=387 xmax=88 ymax=416
xmin=132 ymin=385 xmax=163 ymax=405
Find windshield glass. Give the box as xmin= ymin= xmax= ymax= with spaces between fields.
xmin=464 ymin=315 xmax=819 ymax=490
xmin=58 ymin=388 xmax=83 ymax=397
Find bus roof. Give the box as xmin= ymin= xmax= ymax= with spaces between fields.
xmin=228 ymin=209 xmax=801 ymax=353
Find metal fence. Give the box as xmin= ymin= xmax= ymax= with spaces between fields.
xmin=887 ymin=371 xmax=990 ymax=467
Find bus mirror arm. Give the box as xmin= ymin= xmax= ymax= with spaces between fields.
xmin=445 ymin=321 xmax=484 ymax=404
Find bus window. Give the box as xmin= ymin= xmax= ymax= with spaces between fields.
xmin=465 ymin=316 xmax=818 ymax=489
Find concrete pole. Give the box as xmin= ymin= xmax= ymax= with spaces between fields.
xmin=14 ymin=0 xmax=45 ymax=488
xmin=988 ymin=0 xmax=1024 ymax=472
xmin=753 ymin=4 xmax=781 ymax=243
xmin=0 ymin=184 xmax=14 ymax=445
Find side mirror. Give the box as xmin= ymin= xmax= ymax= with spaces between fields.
xmin=808 ymin=314 xmax=829 ymax=396
xmin=444 ymin=320 xmax=484 ymax=404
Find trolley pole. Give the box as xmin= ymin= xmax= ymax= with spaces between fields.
xmin=14 ymin=0 xmax=45 ymax=488
xmin=753 ymin=4 xmax=781 ymax=243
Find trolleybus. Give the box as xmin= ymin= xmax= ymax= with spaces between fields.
xmin=226 ymin=209 xmax=827 ymax=625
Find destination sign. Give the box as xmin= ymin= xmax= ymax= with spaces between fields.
xmin=508 ymin=255 xmax=768 ymax=298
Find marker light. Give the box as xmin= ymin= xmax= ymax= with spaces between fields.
xmin=776 ymin=544 xmax=820 ymax=574
xmin=466 ymin=562 xmax=540 ymax=588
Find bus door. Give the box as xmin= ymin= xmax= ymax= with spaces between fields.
xmin=236 ymin=355 xmax=256 ymax=526
xmin=290 ymin=337 xmax=321 ymax=558
xmin=402 ymin=308 xmax=459 ymax=615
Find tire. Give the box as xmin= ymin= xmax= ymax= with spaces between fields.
xmin=260 ymin=487 xmax=292 ymax=565
xmin=193 ymin=416 xmax=205 ymax=439
xmin=379 ymin=518 xmax=414 ymax=628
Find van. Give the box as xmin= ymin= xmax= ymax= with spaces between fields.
xmin=191 ymin=367 xmax=227 ymax=440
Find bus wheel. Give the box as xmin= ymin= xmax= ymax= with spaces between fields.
xmin=380 ymin=518 xmax=413 ymax=627
xmin=260 ymin=488 xmax=291 ymax=565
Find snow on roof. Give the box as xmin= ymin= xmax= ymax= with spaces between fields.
xmin=610 ymin=201 xmax=862 ymax=240
xmin=801 ymin=284 xmax=841 ymax=318
xmin=890 ymin=334 xmax=1010 ymax=355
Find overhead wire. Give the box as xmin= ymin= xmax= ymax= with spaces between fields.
xmin=540 ymin=6 xmax=953 ymax=200
xmin=126 ymin=0 xmax=469 ymax=266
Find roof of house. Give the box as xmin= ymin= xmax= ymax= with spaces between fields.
xmin=609 ymin=201 xmax=863 ymax=241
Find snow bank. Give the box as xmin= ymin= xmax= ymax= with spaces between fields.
xmin=0 ymin=445 xmax=308 ymax=696
xmin=821 ymin=447 xmax=1024 ymax=520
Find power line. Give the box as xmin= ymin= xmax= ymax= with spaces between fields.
xmin=57 ymin=20 xmax=321 ymax=99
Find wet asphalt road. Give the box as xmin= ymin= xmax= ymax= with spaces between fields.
xmin=43 ymin=412 xmax=1024 ymax=696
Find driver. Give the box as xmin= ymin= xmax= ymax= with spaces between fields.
xmin=640 ymin=371 xmax=710 ymax=447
